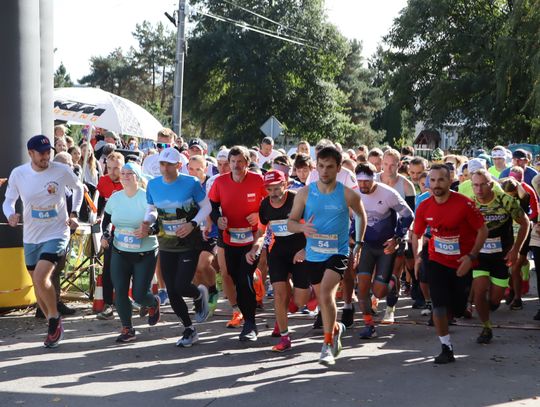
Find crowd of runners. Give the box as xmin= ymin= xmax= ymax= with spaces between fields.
xmin=3 ymin=126 xmax=540 ymax=366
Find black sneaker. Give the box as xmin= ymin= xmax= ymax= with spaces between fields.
xmin=434 ymin=344 xmax=455 ymax=364
xmin=116 ymin=327 xmax=136 ymax=343
xmin=476 ymin=327 xmax=493 ymax=344
xmin=341 ymin=305 xmax=355 ymax=328
xmin=313 ymin=311 xmax=323 ymax=329
xmin=44 ymin=316 xmax=64 ymax=348
xmin=534 ymin=309 xmax=540 ymax=321
xmin=510 ymin=298 xmax=523 ymax=310
xmin=148 ymin=295 xmax=161 ymax=326
xmin=505 ymin=289 xmax=514 ymax=305
xmin=239 ymin=321 xmax=258 ymax=342
xmin=57 ymin=301 xmax=76 ymax=316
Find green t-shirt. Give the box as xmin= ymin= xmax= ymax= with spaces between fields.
xmin=105 ymin=189 xmax=158 ymax=253
xmin=458 ymin=179 xmax=503 ymax=199
xmin=488 ymin=166 xmax=507 ymax=179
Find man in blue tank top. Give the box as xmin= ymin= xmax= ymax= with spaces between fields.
xmin=288 ymin=146 xmax=367 ymax=366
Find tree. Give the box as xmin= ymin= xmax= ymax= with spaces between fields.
xmin=54 ymin=62 xmax=73 ymax=88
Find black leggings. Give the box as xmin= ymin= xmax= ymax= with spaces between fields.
xmin=224 ymin=244 xmax=258 ymax=324
xmin=159 ymin=250 xmax=200 ymax=327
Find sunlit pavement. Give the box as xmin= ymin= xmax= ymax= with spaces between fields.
xmin=1 ymin=276 xmax=539 ymax=407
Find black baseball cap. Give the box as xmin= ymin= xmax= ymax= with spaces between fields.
xmin=512 ymin=149 xmax=528 ymax=159
xmin=188 ymin=138 xmax=207 ymax=151
xmin=27 ymin=135 xmax=54 ymax=152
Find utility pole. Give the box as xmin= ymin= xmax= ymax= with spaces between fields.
xmin=172 ymin=0 xmax=186 ymax=137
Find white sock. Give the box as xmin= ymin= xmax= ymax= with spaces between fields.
xmin=343 ymin=303 xmax=353 ymax=310
xmin=439 ymin=334 xmax=452 ymax=350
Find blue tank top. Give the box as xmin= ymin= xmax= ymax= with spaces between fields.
xmin=305 ymin=182 xmax=350 ymax=262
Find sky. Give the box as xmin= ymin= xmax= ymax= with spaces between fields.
xmin=54 ymin=0 xmax=408 ymax=83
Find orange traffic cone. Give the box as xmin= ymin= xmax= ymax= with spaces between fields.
xmin=93 ymin=274 xmax=105 ymax=313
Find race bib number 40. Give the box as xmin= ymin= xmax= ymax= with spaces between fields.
xmin=310 ymin=234 xmax=338 ymax=254
xmin=434 ymin=236 xmax=460 ymax=256
xmin=480 ymin=237 xmax=503 ymax=254
xmin=229 ymin=227 xmax=254 ymax=244
xmin=31 ymin=205 xmax=58 ymax=221
xmin=162 ymin=218 xmax=186 ymax=236
xmin=269 ymin=219 xmax=292 ymax=237
xmin=115 ymin=228 xmax=142 ymax=249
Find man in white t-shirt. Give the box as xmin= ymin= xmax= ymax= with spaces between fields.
xmin=3 ymin=135 xmax=83 ymax=348
xmin=142 ymin=128 xmax=188 ymax=178
xmin=257 ymin=137 xmax=280 ymax=169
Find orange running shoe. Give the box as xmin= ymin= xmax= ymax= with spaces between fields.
xmin=226 ymin=311 xmax=244 ymax=328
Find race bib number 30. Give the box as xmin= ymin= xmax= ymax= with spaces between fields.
xmin=434 ymin=236 xmax=460 ymax=256
xmin=115 ymin=228 xmax=142 ymax=249
xmin=310 ymin=234 xmax=338 ymax=254
xmin=480 ymin=237 xmax=503 ymax=254
xmin=162 ymin=218 xmax=186 ymax=236
xmin=229 ymin=227 xmax=254 ymax=244
xmin=269 ymin=219 xmax=292 ymax=237
xmin=31 ymin=205 xmax=58 ymax=221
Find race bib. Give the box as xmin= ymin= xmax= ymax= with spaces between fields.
xmin=310 ymin=233 xmax=338 ymax=254
xmin=162 ymin=218 xmax=186 ymax=236
xmin=229 ymin=227 xmax=254 ymax=244
xmin=434 ymin=236 xmax=460 ymax=256
xmin=31 ymin=205 xmax=58 ymax=221
xmin=115 ymin=228 xmax=142 ymax=249
xmin=269 ymin=219 xmax=292 ymax=237
xmin=480 ymin=237 xmax=503 ymax=254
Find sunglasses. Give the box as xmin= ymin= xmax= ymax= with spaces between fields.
xmin=157 ymin=143 xmax=171 ymax=149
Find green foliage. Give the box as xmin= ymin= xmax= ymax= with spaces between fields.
xmin=54 ymin=62 xmax=73 ymax=88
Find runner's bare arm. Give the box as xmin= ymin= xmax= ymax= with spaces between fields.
xmin=287 ymin=186 xmax=308 ymax=234
xmin=345 ymin=187 xmax=367 ymax=243
xmin=506 ymin=212 xmax=530 ymax=266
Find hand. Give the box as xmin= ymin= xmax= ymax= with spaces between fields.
xmin=246 ymin=212 xmax=259 ymax=226
xmin=302 ymin=215 xmax=317 ymax=237
xmin=456 ymin=255 xmax=472 ymax=277
xmin=383 ymin=238 xmax=398 ymax=255
xmin=353 ymin=244 xmax=362 ymax=267
xmin=8 ymin=213 xmax=20 ymax=227
xmin=67 ymin=216 xmax=79 ymax=230
xmin=0 ymin=178 xmax=7 ymax=187
xmin=245 ymin=248 xmax=259 ymax=265
xmin=135 ymin=222 xmax=150 ymax=238
xmin=504 ymin=248 xmax=518 ymax=267
xmin=293 ymin=249 xmax=306 ymax=264
xmin=100 ymin=237 xmax=109 ymax=250
xmin=176 ymin=222 xmax=194 ymax=239
xmin=217 ymin=216 xmax=228 ymax=230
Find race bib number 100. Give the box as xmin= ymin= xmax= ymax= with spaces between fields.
xmin=434 ymin=236 xmax=460 ymax=256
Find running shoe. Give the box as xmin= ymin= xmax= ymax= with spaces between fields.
xmin=381 ymin=306 xmax=395 ymax=324
xmin=434 ymin=344 xmax=455 ymax=364
xmin=319 ymin=343 xmax=335 ymax=366
xmin=421 ymin=303 xmax=432 ymax=316
xmin=312 ymin=311 xmax=323 ymax=329
xmin=534 ymin=309 xmax=540 ymax=321
xmin=386 ymin=275 xmax=399 ymax=307
xmin=208 ymin=291 xmax=219 ymax=316
xmin=116 ymin=327 xmax=136 ymax=343
xmin=226 ymin=311 xmax=244 ymax=328
xmin=265 ymin=280 xmax=274 ymax=298
xmin=194 ymin=285 xmax=210 ymax=323
xmin=239 ymin=321 xmax=258 ymax=342
xmin=476 ymin=327 xmax=493 ymax=344
xmin=301 ymin=305 xmax=310 ymax=315
xmin=158 ymin=289 xmax=170 ymax=306
xmin=341 ymin=305 xmax=355 ymax=328
xmin=271 ymin=321 xmax=280 ymax=337
xmin=359 ymin=324 xmax=377 ymax=339
xmin=272 ymin=335 xmax=291 ymax=352
xmin=371 ymin=295 xmax=379 ymax=315
xmin=510 ymin=298 xmax=523 ymax=310
xmin=57 ymin=301 xmax=76 ymax=316
xmin=332 ymin=322 xmax=345 ymax=357
xmin=96 ymin=304 xmax=114 ymax=320
xmin=176 ymin=327 xmax=199 ymax=347
xmin=139 ymin=305 xmax=148 ymax=318
xmin=131 ymin=301 xmax=141 ymax=312
xmin=401 ymin=281 xmax=411 ymax=296
xmin=505 ymin=289 xmax=514 ymax=305
xmin=148 ymin=295 xmax=161 ymax=326
xmin=44 ymin=316 xmax=64 ymax=348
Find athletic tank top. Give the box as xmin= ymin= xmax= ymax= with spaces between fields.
xmin=304 ymin=182 xmax=350 ymax=262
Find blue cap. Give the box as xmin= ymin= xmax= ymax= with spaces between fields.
xmin=27 ymin=135 xmax=53 ymax=152
xmin=122 ymin=162 xmax=143 ymax=180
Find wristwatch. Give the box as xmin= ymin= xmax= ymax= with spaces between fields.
xmin=355 ymin=241 xmax=364 ymax=247
xmin=467 ymin=252 xmax=478 ymax=261
xmin=190 ymin=220 xmax=198 ymax=228
xmin=70 ymin=211 xmax=79 ymax=218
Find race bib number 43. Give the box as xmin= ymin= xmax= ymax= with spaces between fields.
xmin=434 ymin=236 xmax=460 ymax=256
xmin=310 ymin=234 xmax=338 ymax=254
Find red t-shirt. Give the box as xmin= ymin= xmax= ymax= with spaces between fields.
xmin=413 ymin=191 xmax=484 ymax=269
xmin=97 ymin=175 xmax=123 ymax=200
xmin=209 ymin=172 xmax=267 ymax=246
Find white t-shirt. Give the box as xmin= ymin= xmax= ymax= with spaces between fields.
xmin=306 ymin=167 xmax=358 ymax=190
xmin=3 ymin=162 xmax=84 ymax=244
xmin=257 ymin=149 xmax=280 ymax=168
xmin=142 ymin=152 xmax=189 ymax=178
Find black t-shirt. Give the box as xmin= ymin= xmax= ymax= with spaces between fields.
xmin=259 ymin=190 xmax=306 ymax=256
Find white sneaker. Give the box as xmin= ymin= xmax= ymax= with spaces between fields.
xmin=382 ymin=306 xmax=395 ymax=324
xmin=176 ymin=327 xmax=199 ymax=347
xmin=332 ymin=323 xmax=345 ymax=357
xmin=421 ymin=307 xmax=432 ymax=316
xmin=319 ymin=343 xmax=335 ymax=366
